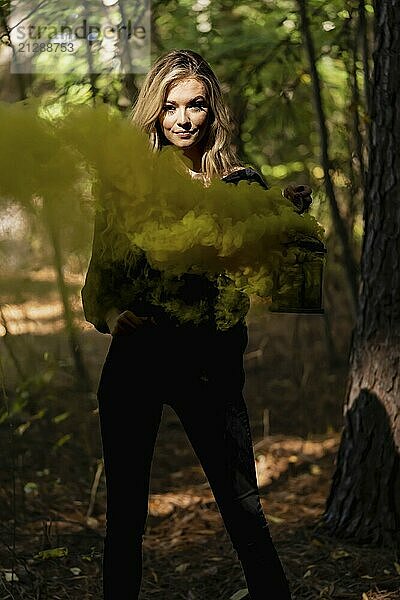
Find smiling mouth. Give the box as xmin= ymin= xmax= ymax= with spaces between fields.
xmin=174 ymin=131 xmax=195 ymax=136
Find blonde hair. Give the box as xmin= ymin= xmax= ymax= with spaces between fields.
xmin=129 ymin=49 xmax=245 ymax=185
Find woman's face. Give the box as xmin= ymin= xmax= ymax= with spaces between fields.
xmin=158 ymin=78 xmax=210 ymax=151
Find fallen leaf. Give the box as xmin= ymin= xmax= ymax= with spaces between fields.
xmin=150 ymin=568 xmax=158 ymax=583
xmin=3 ymin=570 xmax=19 ymax=582
xmin=86 ymin=516 xmax=99 ymax=528
xmin=266 ymin=513 xmax=285 ymax=524
xmin=196 ymin=529 xmax=216 ymax=534
xmin=34 ymin=547 xmax=68 ymax=560
xmin=331 ymin=549 xmax=350 ymax=560
xmin=310 ymin=464 xmax=321 ymax=475
xmin=311 ymin=538 xmax=323 ymax=547
xmin=203 ymin=566 xmax=218 ymax=575
xmin=230 ymin=588 xmax=249 ymax=600
xmin=175 ymin=563 xmax=190 ymax=573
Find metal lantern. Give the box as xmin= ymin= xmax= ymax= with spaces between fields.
xmin=269 ymin=235 xmax=327 ymax=314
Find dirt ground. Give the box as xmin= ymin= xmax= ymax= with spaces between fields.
xmin=1 ymin=304 xmax=399 ymax=599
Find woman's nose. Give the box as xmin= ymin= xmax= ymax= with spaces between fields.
xmin=176 ymin=108 xmax=190 ymax=127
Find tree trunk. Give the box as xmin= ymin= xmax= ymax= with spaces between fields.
xmin=323 ymin=1 xmax=400 ymax=551
xmin=43 ymin=201 xmax=91 ymax=392
xmin=297 ymin=0 xmax=360 ymax=317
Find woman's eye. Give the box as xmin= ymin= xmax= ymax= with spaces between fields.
xmin=163 ymin=103 xmax=206 ymax=112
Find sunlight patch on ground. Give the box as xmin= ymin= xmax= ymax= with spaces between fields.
xmin=0 ymin=299 xmax=90 ymax=335
xmin=149 ymin=491 xmax=208 ymax=517
xmin=1 ymin=267 xmax=88 ymax=335
xmin=1 ymin=301 xmax=64 ymax=335
xmin=254 ymin=434 xmax=339 ymax=488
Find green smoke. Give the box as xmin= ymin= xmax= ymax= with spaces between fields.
xmin=0 ymin=100 xmax=326 ymax=328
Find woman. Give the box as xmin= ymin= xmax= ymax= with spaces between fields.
xmin=82 ymin=49 xmax=298 ymax=599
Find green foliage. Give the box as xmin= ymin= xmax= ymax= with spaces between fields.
xmin=34 ymin=547 xmax=69 ymax=560
xmin=0 ymin=351 xmax=57 ymax=424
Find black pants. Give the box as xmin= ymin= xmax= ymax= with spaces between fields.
xmin=97 ymin=322 xmax=292 ymax=599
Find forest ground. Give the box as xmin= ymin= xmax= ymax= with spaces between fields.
xmin=1 ymin=296 xmax=399 ymax=600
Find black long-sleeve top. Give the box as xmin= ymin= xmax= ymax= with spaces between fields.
xmin=81 ymin=167 xmax=269 ymax=334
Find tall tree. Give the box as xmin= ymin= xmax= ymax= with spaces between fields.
xmin=323 ymin=1 xmax=400 ymax=549
xmin=297 ymin=0 xmax=360 ymax=315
